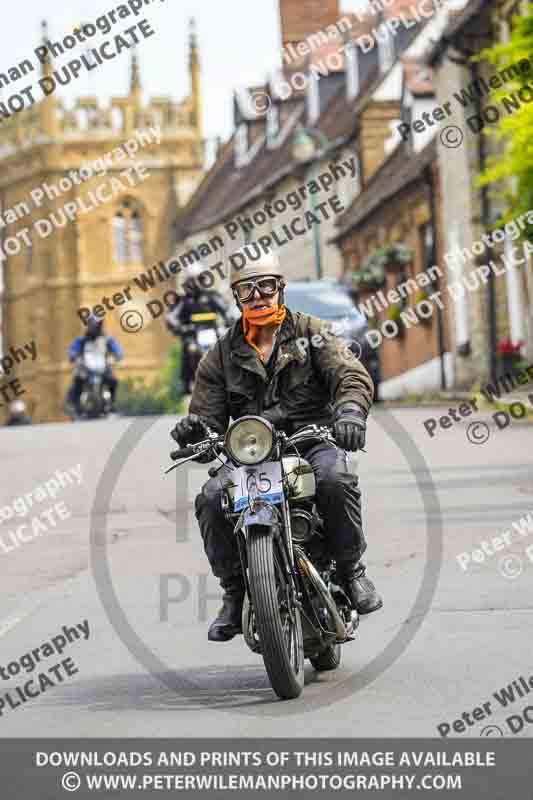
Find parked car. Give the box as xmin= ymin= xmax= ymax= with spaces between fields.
xmin=284 ymin=280 xmax=381 ymax=399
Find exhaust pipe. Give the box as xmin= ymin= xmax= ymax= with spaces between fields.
xmin=296 ymin=551 xmax=348 ymax=642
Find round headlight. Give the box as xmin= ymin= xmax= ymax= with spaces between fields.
xmin=226 ymin=417 xmax=274 ymax=465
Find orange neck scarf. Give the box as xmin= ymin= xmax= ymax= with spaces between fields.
xmin=242 ymin=304 xmax=286 ymax=360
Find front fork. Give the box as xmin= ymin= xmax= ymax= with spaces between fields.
xmin=234 ymin=500 xmax=301 ymax=615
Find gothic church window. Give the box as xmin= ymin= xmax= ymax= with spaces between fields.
xmin=113 ymin=199 xmax=144 ymax=263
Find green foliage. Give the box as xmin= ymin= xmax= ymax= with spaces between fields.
xmin=475 ymin=8 xmax=533 ymax=236
xmin=116 ymin=341 xmax=184 ymax=416
xmin=387 ymin=302 xmax=402 ymax=323
xmin=160 ymin=341 xmax=185 ymax=410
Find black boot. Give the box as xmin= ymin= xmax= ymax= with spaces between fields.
xmin=336 ymin=561 xmax=383 ymax=615
xmin=207 ymin=575 xmax=245 ymax=642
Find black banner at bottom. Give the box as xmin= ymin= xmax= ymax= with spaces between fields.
xmin=0 ymin=739 xmax=529 ymax=798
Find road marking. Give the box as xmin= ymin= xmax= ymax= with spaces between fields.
xmin=0 ymin=616 xmax=23 ymax=638
xmin=0 ymin=596 xmax=48 ymax=640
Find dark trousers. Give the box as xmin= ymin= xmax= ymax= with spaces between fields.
xmin=181 ymin=344 xmax=196 ymax=393
xmin=194 ymin=442 xmax=366 ymax=580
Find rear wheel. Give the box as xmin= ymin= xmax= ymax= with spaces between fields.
xmin=309 ymin=643 xmax=341 ymax=672
xmin=247 ymin=528 xmax=304 ymax=700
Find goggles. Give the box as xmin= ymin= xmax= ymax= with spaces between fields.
xmin=233 ymin=276 xmax=283 ymax=303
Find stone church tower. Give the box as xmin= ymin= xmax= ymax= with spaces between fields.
xmin=0 ymin=21 xmax=204 ymax=422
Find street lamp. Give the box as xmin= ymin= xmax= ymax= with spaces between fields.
xmin=291 ymin=127 xmax=330 ymax=280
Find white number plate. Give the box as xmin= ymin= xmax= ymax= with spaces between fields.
xmin=233 ymin=461 xmax=283 ymax=511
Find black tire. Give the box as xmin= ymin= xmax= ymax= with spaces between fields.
xmin=309 ymin=643 xmax=341 ymax=672
xmin=247 ymin=528 xmax=304 ymax=700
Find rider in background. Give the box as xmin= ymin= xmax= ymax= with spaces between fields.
xmin=67 ymin=316 xmax=123 ymax=417
xmin=166 ymin=264 xmax=229 ymax=393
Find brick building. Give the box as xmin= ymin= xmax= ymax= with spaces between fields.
xmin=330 ymin=20 xmax=454 ymax=398
xmin=174 ymin=0 xmax=426 ymax=299
xmin=425 ymin=0 xmax=533 ymax=387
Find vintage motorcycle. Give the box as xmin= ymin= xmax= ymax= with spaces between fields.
xmin=76 ymin=347 xmax=112 ymax=419
xmin=179 ymin=312 xmax=222 ymax=393
xmin=166 ymin=416 xmax=359 ymax=700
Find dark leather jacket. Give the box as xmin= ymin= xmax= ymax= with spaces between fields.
xmin=189 ymin=308 xmax=374 ymax=435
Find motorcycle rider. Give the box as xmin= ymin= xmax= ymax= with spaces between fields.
xmin=67 ymin=315 xmax=124 ymax=417
xmin=166 ymin=263 xmax=229 ymax=393
xmin=171 ymin=250 xmax=383 ymax=642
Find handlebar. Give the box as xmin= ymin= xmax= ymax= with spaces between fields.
xmin=170 ymin=446 xmax=196 ymax=461
xmin=287 ymin=424 xmax=334 ymax=442
xmin=169 ymin=422 xmax=335 ymax=468
xmin=169 ymin=420 xmax=223 ymax=463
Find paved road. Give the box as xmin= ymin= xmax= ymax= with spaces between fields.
xmin=0 ymin=406 xmax=531 ymax=738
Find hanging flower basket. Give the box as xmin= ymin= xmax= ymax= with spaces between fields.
xmin=497 ymin=339 xmax=524 ymax=377
xmin=351 ymin=259 xmax=386 ymax=292
xmin=497 ymin=339 xmax=523 ymax=356
xmin=414 ymin=288 xmax=432 ymax=324
xmin=367 ymin=243 xmax=413 ymax=272
xmin=387 ymin=301 xmax=406 ymax=338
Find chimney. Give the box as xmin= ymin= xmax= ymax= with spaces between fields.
xmin=279 ymin=0 xmax=341 ymax=51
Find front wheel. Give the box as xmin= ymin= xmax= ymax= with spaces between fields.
xmin=247 ymin=528 xmax=304 ymax=700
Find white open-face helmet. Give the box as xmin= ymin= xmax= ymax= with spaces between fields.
xmin=229 ymin=248 xmax=286 ymax=308
xmin=229 ymin=248 xmax=284 ymax=287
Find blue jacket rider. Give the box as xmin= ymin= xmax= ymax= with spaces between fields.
xmin=67 ymin=315 xmax=123 ymax=415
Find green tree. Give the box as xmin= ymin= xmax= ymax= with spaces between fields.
xmin=116 ymin=341 xmax=184 ymax=416
xmin=476 ymin=7 xmax=533 ymax=235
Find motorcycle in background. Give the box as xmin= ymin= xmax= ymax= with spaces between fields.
xmin=166 ymin=417 xmax=359 ymax=700
xmin=180 ymin=311 xmax=224 ymax=393
xmin=73 ymin=347 xmax=112 ymax=419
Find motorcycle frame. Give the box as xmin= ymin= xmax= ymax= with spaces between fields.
xmin=225 ymin=445 xmax=348 ymax=651
xmin=166 ymin=422 xmax=351 ymax=653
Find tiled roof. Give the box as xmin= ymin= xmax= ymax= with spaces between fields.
xmin=331 ymin=137 xmax=438 ymax=239
xmin=175 ymin=12 xmax=432 ymax=239
xmin=175 ymin=103 xmax=307 ymax=238
xmin=426 ymin=0 xmax=489 ymax=66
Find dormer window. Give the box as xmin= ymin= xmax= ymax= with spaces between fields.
xmin=307 ymin=75 xmax=320 ymax=125
xmin=398 ymin=86 xmax=414 ymax=151
xmin=345 ymin=41 xmax=359 ymax=100
xmin=378 ymin=28 xmax=395 ymax=74
xmin=235 ymin=122 xmax=249 ymax=168
xmin=266 ymin=104 xmax=280 ymax=144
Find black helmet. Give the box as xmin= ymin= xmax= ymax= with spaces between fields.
xmin=86 ymin=314 xmax=103 ymax=340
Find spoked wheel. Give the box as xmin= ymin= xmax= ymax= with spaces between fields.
xmin=247 ymin=528 xmax=304 ymax=700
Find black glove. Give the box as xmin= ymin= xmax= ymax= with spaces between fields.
xmin=171 ymin=413 xmax=209 ymax=447
xmin=171 ymin=414 xmax=216 ymax=463
xmin=333 ymin=403 xmax=367 ymax=452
